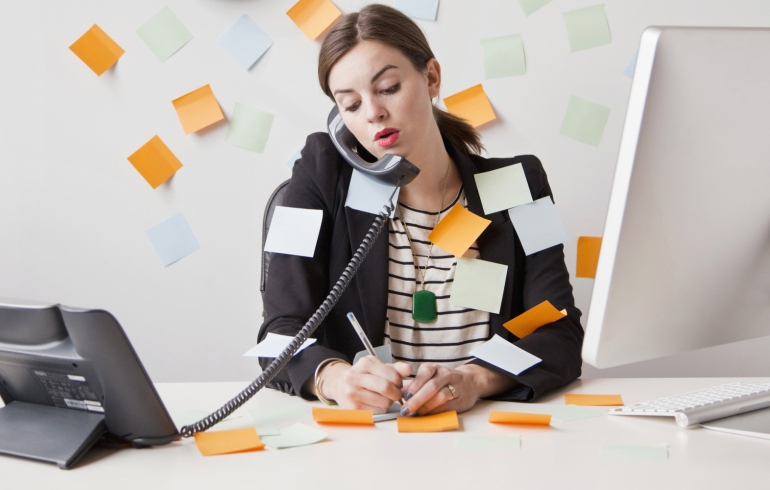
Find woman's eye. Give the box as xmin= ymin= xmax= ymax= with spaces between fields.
xmin=381 ymin=83 xmax=400 ymax=95
xmin=344 ymin=102 xmax=361 ymax=112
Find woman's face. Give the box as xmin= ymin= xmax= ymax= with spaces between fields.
xmin=328 ymin=40 xmax=440 ymax=161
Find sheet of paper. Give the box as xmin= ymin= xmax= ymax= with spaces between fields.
xmin=562 ymin=4 xmax=611 ymax=53
xmin=217 ymin=14 xmax=273 ymax=70
xmin=286 ymin=0 xmax=342 ymax=40
xmin=394 ymin=0 xmax=439 ymax=21
xmin=345 ymin=168 xmax=400 ymax=217
xmin=600 ymin=444 xmax=668 ymax=461
xmin=146 ymin=213 xmax=200 ymax=267
xmin=624 ymin=49 xmax=638 ymax=78
xmin=550 ymin=405 xmax=605 ymax=422
xmin=285 ymin=144 xmax=305 ymax=170
xmin=481 ymin=34 xmax=526 ymax=79
xmin=69 ymin=24 xmax=125 ymax=76
xmin=516 ymin=0 xmax=552 ymax=16
xmin=260 ymin=423 xmax=328 ymax=449
xmin=455 ymin=434 xmax=521 ymax=450
xmin=564 ymin=393 xmax=624 ymax=406
xmin=489 ymin=411 xmax=551 ymax=426
xmin=508 ymin=197 xmax=568 ymax=256
xmin=474 ymin=164 xmax=532 ymax=215
xmin=127 ymin=135 xmax=183 ymax=189
xmin=577 ymin=236 xmax=602 ymax=278
xmin=503 ymin=300 xmax=567 ymax=339
xmin=194 ymin=428 xmax=264 ymax=456
xmin=242 ymin=333 xmax=317 ymax=358
xmin=559 ymin=95 xmax=611 ymax=146
xmin=469 ymin=334 xmax=541 ymax=375
xmin=172 ymin=84 xmax=225 ymax=135
xmin=428 ymin=203 xmax=491 ymax=257
xmin=136 ymin=6 xmax=193 ymax=62
xmin=449 ymin=258 xmax=508 ymax=314
xmin=247 ymin=407 xmax=311 ymax=425
xmin=312 ymin=407 xmax=374 ymax=425
xmin=397 ymin=411 xmax=458 ymax=432
xmin=263 ymin=206 xmax=323 ymax=257
xmin=225 ymin=103 xmax=274 ymax=153
xmin=443 ymin=84 xmax=496 ymax=128
xmin=353 ymin=343 xmax=393 ymax=364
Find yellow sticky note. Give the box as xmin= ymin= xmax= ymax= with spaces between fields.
xmin=287 ymin=0 xmax=342 ymax=40
xmin=312 ymin=407 xmax=374 ymax=425
xmin=194 ymin=428 xmax=264 ymax=456
xmin=503 ymin=300 xmax=567 ymax=339
xmin=127 ymin=135 xmax=183 ymax=189
xmin=69 ymin=24 xmax=125 ymax=76
xmin=443 ymin=84 xmax=496 ymax=128
xmin=577 ymin=236 xmax=602 ymax=278
xmin=172 ymin=84 xmax=225 ymax=135
xmin=397 ymin=411 xmax=459 ymax=433
xmin=564 ymin=394 xmax=624 ymax=406
xmin=488 ymin=411 xmax=552 ymax=426
xmin=428 ymin=203 xmax=491 ymax=257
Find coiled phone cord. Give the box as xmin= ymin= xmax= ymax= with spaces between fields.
xmin=181 ymin=184 xmax=400 ymax=438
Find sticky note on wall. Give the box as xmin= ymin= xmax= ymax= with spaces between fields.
xmin=287 ymin=0 xmax=342 ymax=40
xmin=394 ymin=0 xmax=439 ymax=21
xmin=516 ymin=0 xmax=553 ymax=16
xmin=146 ymin=213 xmax=201 ymax=267
xmin=136 ymin=6 xmax=193 ymax=62
xmin=443 ymin=85 xmax=496 ymax=128
xmin=481 ymin=34 xmax=526 ymax=79
xmin=562 ymin=4 xmax=611 ymax=53
xmin=428 ymin=204 xmax=491 ymax=257
xmin=69 ymin=24 xmax=125 ymax=76
xmin=577 ymin=236 xmax=602 ymax=278
xmin=217 ymin=14 xmax=273 ymax=71
xmin=560 ymin=95 xmax=611 ymax=147
xmin=225 ymin=103 xmax=275 ymax=153
xmin=172 ymin=84 xmax=225 ymax=135
xmin=127 ymin=135 xmax=183 ymax=188
xmin=503 ymin=300 xmax=567 ymax=338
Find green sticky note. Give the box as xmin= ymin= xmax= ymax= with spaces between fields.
xmin=600 ymin=444 xmax=668 ymax=461
xmin=560 ymin=95 xmax=611 ymax=147
xmin=481 ymin=35 xmax=526 ymax=79
xmin=562 ymin=4 xmax=611 ymax=53
xmin=474 ymin=164 xmax=532 ymax=215
xmin=516 ymin=0 xmax=552 ymax=16
xmin=260 ymin=423 xmax=328 ymax=449
xmin=225 ymin=103 xmax=275 ymax=153
xmin=136 ymin=6 xmax=193 ymax=62
xmin=450 ymin=258 xmax=508 ymax=314
xmin=246 ymin=407 xmax=310 ymax=425
xmin=456 ymin=435 xmax=521 ymax=450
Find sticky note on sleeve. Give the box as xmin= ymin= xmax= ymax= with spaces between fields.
xmin=287 ymin=0 xmax=342 ymax=40
xmin=263 ymin=206 xmax=324 ymax=258
xmin=488 ymin=411 xmax=551 ymax=426
xmin=194 ymin=428 xmax=264 ymax=456
xmin=577 ymin=236 xmax=602 ymax=278
xmin=443 ymin=84 xmax=496 ymax=128
xmin=397 ymin=411 xmax=459 ymax=432
xmin=69 ymin=24 xmax=125 ymax=76
xmin=508 ymin=197 xmax=568 ymax=255
xmin=127 ymin=135 xmax=183 ymax=188
xmin=428 ymin=204 xmax=490 ymax=257
xmin=564 ymin=394 xmax=624 ymax=406
xmin=312 ymin=407 xmax=374 ymax=425
xmin=503 ymin=300 xmax=567 ymax=338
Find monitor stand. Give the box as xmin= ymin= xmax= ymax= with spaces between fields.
xmin=0 ymin=401 xmax=106 ymax=469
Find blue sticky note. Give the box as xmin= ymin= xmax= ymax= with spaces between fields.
xmin=217 ymin=14 xmax=273 ymax=70
xmin=284 ymin=144 xmax=304 ymax=170
xmin=146 ymin=213 xmax=200 ymax=266
xmin=507 ymin=197 xmax=568 ymax=256
xmin=623 ymin=49 xmax=638 ymax=78
xmin=345 ymin=169 xmax=400 ymax=217
xmin=394 ymin=0 xmax=439 ymax=21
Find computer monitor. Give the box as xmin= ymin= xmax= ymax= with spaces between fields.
xmin=0 ymin=298 xmax=178 ymax=468
xmin=582 ymin=26 xmax=770 ymax=368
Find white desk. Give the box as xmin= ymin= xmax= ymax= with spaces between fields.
xmin=3 ymin=378 xmax=769 ymax=489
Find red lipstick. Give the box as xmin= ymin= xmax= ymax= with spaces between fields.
xmin=375 ymin=128 xmax=400 ymax=147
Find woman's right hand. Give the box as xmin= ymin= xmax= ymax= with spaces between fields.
xmin=320 ymin=357 xmax=413 ymax=413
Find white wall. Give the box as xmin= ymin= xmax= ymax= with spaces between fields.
xmin=1 ymin=0 xmax=769 ymax=382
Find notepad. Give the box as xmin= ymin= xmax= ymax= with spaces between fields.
xmin=562 ymin=4 xmax=611 ymax=53
xmin=217 ymin=14 xmax=273 ymax=70
xmin=469 ymin=334 xmax=541 ymax=376
xmin=560 ymin=95 xmax=611 ymax=147
xmin=564 ymin=394 xmax=624 ymax=406
xmin=243 ymin=333 xmax=317 ymax=358
xmin=225 ymin=103 xmax=274 ymax=153
xmin=260 ymin=423 xmax=328 ymax=449
xmin=397 ymin=411 xmax=459 ymax=432
xmin=312 ymin=407 xmax=374 ymax=425
xmin=449 ymin=258 xmax=508 ymax=314
xmin=146 ymin=213 xmax=200 ymax=267
xmin=127 ymin=135 xmax=183 ymax=189
xmin=516 ymin=0 xmax=552 ymax=16
xmin=455 ymin=434 xmax=521 ymax=450
xmin=503 ymin=300 xmax=567 ymax=339
xmin=69 ymin=25 xmax=125 ymax=76
xmin=489 ymin=411 xmax=551 ymax=426
xmin=172 ymin=84 xmax=225 ymax=135
xmin=443 ymin=85 xmax=496 ymax=128
xmin=428 ymin=204 xmax=491 ymax=257
xmin=286 ymin=0 xmax=342 ymax=40
xmin=194 ymin=428 xmax=264 ymax=456
xmin=474 ymin=164 xmax=532 ymax=215
xmin=345 ymin=169 xmax=400 ymax=217
xmin=481 ymin=34 xmax=526 ymax=79
xmin=508 ymin=197 xmax=568 ymax=256
xmin=576 ymin=236 xmax=602 ymax=278
xmin=136 ymin=6 xmax=193 ymax=62
xmin=600 ymin=443 xmax=668 ymax=461
xmin=263 ymin=206 xmax=324 ymax=258
xmin=394 ymin=0 xmax=439 ymax=21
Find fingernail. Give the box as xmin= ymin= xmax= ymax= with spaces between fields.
xmin=404 ymin=392 xmax=414 ymax=401
xmin=409 ymin=412 xmax=418 ymax=417
xmin=400 ymin=406 xmax=410 ymax=416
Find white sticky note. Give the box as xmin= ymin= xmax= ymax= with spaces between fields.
xmin=242 ymin=333 xmax=316 ymax=358
xmin=394 ymin=0 xmax=439 ymax=21
xmin=146 ymin=213 xmax=200 ymax=266
xmin=260 ymin=423 xmax=328 ymax=449
xmin=474 ymin=164 xmax=532 ymax=215
xmin=217 ymin=14 xmax=273 ymax=70
xmin=507 ymin=197 xmax=568 ymax=256
xmin=450 ymin=258 xmax=508 ymax=314
xmin=284 ymin=144 xmax=304 ymax=170
xmin=345 ymin=169 xmax=400 ymax=217
xmin=469 ymin=334 xmax=541 ymax=375
xmin=263 ymin=206 xmax=323 ymax=258
xmin=623 ymin=49 xmax=638 ymax=78
xmin=353 ymin=344 xmax=393 ymax=365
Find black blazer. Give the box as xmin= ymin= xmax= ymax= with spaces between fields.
xmin=258 ymin=132 xmax=583 ymax=402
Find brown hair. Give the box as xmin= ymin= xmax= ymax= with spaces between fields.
xmin=318 ymin=4 xmax=483 ymax=155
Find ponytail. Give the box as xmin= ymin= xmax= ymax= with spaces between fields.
xmin=433 ymin=106 xmax=484 ymax=155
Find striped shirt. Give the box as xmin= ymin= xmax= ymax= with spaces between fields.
xmin=384 ymin=188 xmax=491 ymax=375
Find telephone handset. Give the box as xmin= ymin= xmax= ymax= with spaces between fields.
xmin=180 ymin=107 xmax=419 ymax=437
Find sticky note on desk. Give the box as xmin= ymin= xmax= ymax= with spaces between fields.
xmin=516 ymin=0 xmax=552 ymax=16
xmin=600 ymin=443 xmax=668 ymax=461
xmin=243 ymin=333 xmax=316 ymax=358
xmin=577 ymin=236 xmax=602 ymax=278
xmin=312 ymin=407 xmax=374 ymax=425
xmin=562 ymin=4 xmax=611 ymax=53
xmin=398 ymin=411 xmax=459 ymax=433
xmin=444 ymin=84 xmax=496 ymax=128
xmin=226 ymin=103 xmax=274 ymax=153
xmin=560 ymin=95 xmax=611 ymax=147
xmin=456 ymin=434 xmax=521 ymax=451
xmin=146 ymin=213 xmax=200 ymax=267
xmin=260 ymin=423 xmax=328 ymax=449
xmin=394 ymin=0 xmax=439 ymax=21
xmin=127 ymin=136 xmax=183 ymax=189
xmin=504 ymin=300 xmax=567 ymax=339
xmin=481 ymin=34 xmax=526 ymax=79
xmin=508 ymin=197 xmax=568 ymax=256
xmin=469 ymin=334 xmax=541 ymax=376
xmin=474 ymin=164 xmax=532 ymax=215
xmin=345 ymin=169 xmax=400 ymax=217
xmin=550 ymin=405 xmax=605 ymax=422
xmin=217 ymin=14 xmax=273 ymax=71
xmin=172 ymin=84 xmax=225 ymax=135
xmin=428 ymin=204 xmax=490 ymax=257
xmin=263 ymin=206 xmax=323 ymax=258
xmin=450 ymin=258 xmax=508 ymax=314
xmin=565 ymin=394 xmax=623 ymax=406
xmin=489 ymin=411 xmax=551 ymax=426
xmin=136 ymin=6 xmax=193 ymax=62
xmin=194 ymin=428 xmax=264 ymax=456
xmin=286 ymin=0 xmax=342 ymax=40
xmin=69 ymin=25 xmax=125 ymax=76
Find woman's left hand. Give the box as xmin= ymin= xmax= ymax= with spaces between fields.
xmin=399 ymin=363 xmax=480 ymax=416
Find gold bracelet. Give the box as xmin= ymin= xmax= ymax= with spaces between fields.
xmin=314 ymin=358 xmax=349 ymax=405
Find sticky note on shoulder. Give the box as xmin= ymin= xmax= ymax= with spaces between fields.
xmin=428 ymin=203 xmax=490 ymax=257
xmin=489 ymin=411 xmax=551 ymax=426
xmin=194 ymin=428 xmax=264 ymax=456
xmin=287 ymin=0 xmax=342 ymax=40
xmin=172 ymin=84 xmax=225 ymax=135
xmin=504 ymin=300 xmax=567 ymax=338
xmin=577 ymin=236 xmax=602 ymax=278
xmin=128 ymin=135 xmax=183 ymax=188
xmin=444 ymin=84 xmax=496 ymax=128
xmin=69 ymin=24 xmax=125 ymax=76
xmin=312 ymin=407 xmax=374 ymax=425
xmin=398 ymin=411 xmax=458 ymax=432
xmin=474 ymin=164 xmax=532 ymax=215
xmin=564 ymin=394 xmax=623 ymax=406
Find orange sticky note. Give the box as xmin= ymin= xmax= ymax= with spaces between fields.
xmin=397 ymin=411 xmax=459 ymax=433
xmin=488 ymin=411 xmax=552 ymax=426
xmin=127 ymin=136 xmax=183 ymax=188
xmin=503 ymin=300 xmax=567 ymax=339
xmin=576 ymin=236 xmax=602 ymax=278
xmin=564 ymin=394 xmax=624 ymax=406
xmin=312 ymin=407 xmax=374 ymax=425
xmin=428 ymin=203 xmax=491 ymax=257
xmin=443 ymin=84 xmax=496 ymax=128
xmin=193 ymin=428 xmax=264 ymax=456
xmin=69 ymin=24 xmax=125 ymax=76
xmin=287 ymin=0 xmax=342 ymax=40
xmin=172 ymin=84 xmax=225 ymax=135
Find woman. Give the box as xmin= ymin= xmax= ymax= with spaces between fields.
xmin=259 ymin=4 xmax=583 ymax=416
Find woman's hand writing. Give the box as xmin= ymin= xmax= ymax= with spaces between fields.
xmin=320 ymin=357 xmax=413 ymax=413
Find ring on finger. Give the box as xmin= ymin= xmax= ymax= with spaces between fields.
xmin=446 ymin=384 xmax=456 ymax=401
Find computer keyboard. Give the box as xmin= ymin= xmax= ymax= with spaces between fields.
xmin=608 ymin=381 xmax=770 ymax=428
